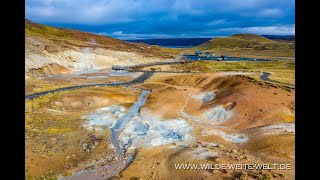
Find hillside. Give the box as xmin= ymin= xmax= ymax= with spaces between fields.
xmin=25 ymin=20 xmax=176 ymax=77
xmin=194 ymin=34 xmax=295 ymax=59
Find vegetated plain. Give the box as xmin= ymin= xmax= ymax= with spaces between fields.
xmin=170 ymin=60 xmax=295 ymax=85
xmin=25 ymin=19 xmax=295 ymax=180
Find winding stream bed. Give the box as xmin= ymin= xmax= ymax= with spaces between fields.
xmin=65 ymin=90 xmax=151 ymax=180
xmin=260 ymin=72 xmax=295 ymax=87
xmin=110 ymin=90 xmax=150 ymax=157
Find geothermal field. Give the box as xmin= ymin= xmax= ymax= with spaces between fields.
xmin=25 ymin=20 xmax=295 ymax=180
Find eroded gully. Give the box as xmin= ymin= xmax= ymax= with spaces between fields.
xmin=65 ymin=90 xmax=150 ymax=180
xmin=27 ymin=71 xmax=154 ymax=180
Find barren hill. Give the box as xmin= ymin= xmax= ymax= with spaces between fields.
xmin=25 ymin=19 xmax=176 ymax=77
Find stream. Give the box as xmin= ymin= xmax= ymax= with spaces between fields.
xmin=259 ymin=72 xmax=295 ymax=87
xmin=111 ymin=90 xmax=150 ymax=156
xmin=65 ymin=90 xmax=150 ymax=180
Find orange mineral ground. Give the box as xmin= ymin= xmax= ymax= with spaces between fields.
xmin=26 ymin=71 xmax=294 ymax=180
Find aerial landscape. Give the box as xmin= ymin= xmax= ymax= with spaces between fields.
xmin=25 ymin=0 xmax=295 ymax=179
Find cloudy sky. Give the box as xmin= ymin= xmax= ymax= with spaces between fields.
xmin=25 ymin=0 xmax=295 ymax=39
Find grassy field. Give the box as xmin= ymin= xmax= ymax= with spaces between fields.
xmin=201 ymin=48 xmax=293 ymax=59
xmin=157 ymin=46 xmax=186 ymax=55
xmin=181 ymin=60 xmax=295 ymax=85
xmin=25 ymin=21 xmax=70 ymax=38
xmin=25 ymin=77 xmax=75 ymax=95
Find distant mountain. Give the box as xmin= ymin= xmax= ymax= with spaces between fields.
xmin=196 ymin=34 xmax=294 ymax=50
xmin=126 ymin=38 xmax=212 ymax=48
xmin=193 ymin=34 xmax=295 ymax=58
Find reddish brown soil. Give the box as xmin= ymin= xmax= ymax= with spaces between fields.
xmin=26 ymin=72 xmax=295 ymax=179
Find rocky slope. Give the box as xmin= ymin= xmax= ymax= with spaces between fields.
xmin=25 ymin=19 xmax=176 ymax=77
